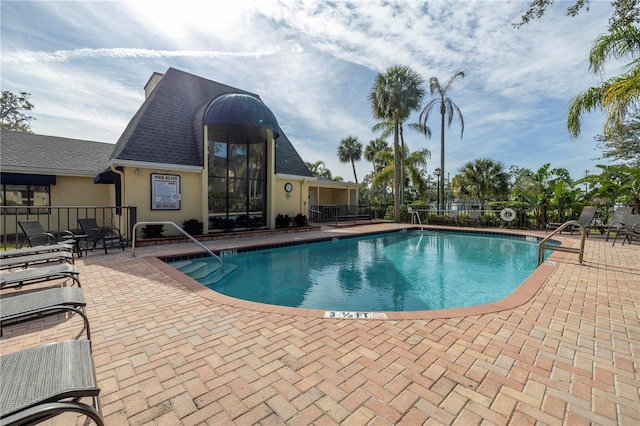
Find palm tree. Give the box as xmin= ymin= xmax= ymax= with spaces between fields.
xmin=369 ymin=65 xmax=425 ymax=221
xmin=419 ymin=72 xmax=465 ymax=212
xmin=337 ymin=136 xmax=363 ymax=183
xmin=364 ymin=137 xmax=389 ymax=174
xmin=455 ymin=158 xmax=510 ymax=211
xmin=305 ymin=160 xmax=333 ymax=179
xmin=568 ymin=25 xmax=640 ymax=137
xmin=403 ymin=148 xmax=431 ymax=199
xmin=372 ymin=146 xmax=430 ymax=199
xmin=372 ymin=120 xmax=431 ymax=204
xmin=364 ymin=138 xmax=389 ymax=200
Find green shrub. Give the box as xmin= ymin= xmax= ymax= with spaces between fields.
xmin=182 ymin=218 xmax=203 ymax=235
xmin=293 ymin=214 xmax=308 ymax=227
xmin=383 ymin=205 xmax=411 ymax=222
xmin=141 ymin=224 xmax=164 ymax=238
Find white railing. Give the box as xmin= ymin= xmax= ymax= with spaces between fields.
xmin=408 ymin=207 xmax=424 ymax=230
xmin=130 ymin=221 xmax=223 ymax=268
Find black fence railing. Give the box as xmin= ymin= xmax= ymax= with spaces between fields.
xmin=2 ymin=203 xmax=622 ymax=249
xmin=311 ymin=202 xmax=620 ymax=231
xmin=1 ymin=206 xmax=137 ymax=250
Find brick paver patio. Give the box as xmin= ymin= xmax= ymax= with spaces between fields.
xmin=1 ymin=224 xmax=638 ymax=425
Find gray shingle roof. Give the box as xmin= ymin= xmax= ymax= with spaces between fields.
xmin=0 ymin=130 xmax=114 ymax=176
xmin=111 ymin=68 xmax=313 ymax=178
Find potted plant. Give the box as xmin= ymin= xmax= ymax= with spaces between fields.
xmin=141 ymin=224 xmax=164 ymax=238
xmin=293 ymin=213 xmax=308 ymax=227
xmin=182 ymin=218 xmax=203 ymax=235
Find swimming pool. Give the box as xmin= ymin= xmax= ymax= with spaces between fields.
xmin=167 ymin=230 xmax=553 ymax=312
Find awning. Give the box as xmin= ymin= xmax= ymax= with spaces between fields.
xmin=0 ymin=173 xmax=56 ymax=185
xmin=93 ymin=169 xmax=121 ymax=184
xmin=204 ymin=93 xmax=280 ymax=139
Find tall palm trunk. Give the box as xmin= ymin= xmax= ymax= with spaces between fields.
xmin=351 ymin=160 xmax=358 ymax=184
xmin=394 ymin=121 xmax=401 ymax=221
xmin=400 ymin=126 xmax=405 ymax=205
xmin=439 ymin=104 xmax=445 ymax=212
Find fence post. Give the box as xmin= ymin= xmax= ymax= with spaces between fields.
xmin=129 ymin=206 xmax=137 ymax=242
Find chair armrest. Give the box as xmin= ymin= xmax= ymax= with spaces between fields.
xmin=100 ymin=226 xmax=122 ymax=237
xmin=59 ymin=230 xmax=77 ymax=239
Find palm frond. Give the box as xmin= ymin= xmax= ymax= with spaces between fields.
xmin=567 ymin=84 xmax=607 ymax=138
xmin=589 ymin=25 xmax=640 ymax=75
xmin=602 ymin=65 xmax=640 ymax=130
xmin=418 ymin=98 xmax=439 ymax=126
xmin=406 ymin=122 xmax=431 ymax=138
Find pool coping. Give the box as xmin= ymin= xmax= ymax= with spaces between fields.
xmin=147 ymin=227 xmax=574 ymax=320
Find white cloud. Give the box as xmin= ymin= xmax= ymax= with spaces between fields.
xmin=0 ymin=0 xmax=617 ymax=181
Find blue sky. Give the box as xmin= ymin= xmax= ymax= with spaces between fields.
xmin=1 ymin=1 xmax=614 ymax=183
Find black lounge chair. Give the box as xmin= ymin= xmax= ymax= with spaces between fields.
xmin=0 ymin=263 xmax=80 ymax=290
xmin=546 ymin=206 xmax=597 ymax=235
xmin=0 ymin=340 xmax=103 ymax=426
xmin=612 ymin=214 xmax=640 ymax=246
xmin=18 ymin=220 xmax=83 ymax=257
xmin=602 ymin=206 xmax=633 ymax=241
xmin=18 ymin=220 xmax=78 ymax=248
xmin=0 ymin=287 xmax=90 ymax=340
xmin=0 ymin=250 xmax=74 ymax=271
xmin=78 ymin=218 xmax=125 ymax=254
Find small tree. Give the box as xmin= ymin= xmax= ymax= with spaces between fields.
xmin=1 ymin=90 xmax=35 ymax=132
xmin=337 ymin=136 xmax=363 ymax=183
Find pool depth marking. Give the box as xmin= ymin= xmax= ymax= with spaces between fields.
xmin=325 ymin=311 xmax=388 ymax=320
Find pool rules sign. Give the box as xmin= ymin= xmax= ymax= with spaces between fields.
xmin=151 ymin=174 xmax=181 ymax=210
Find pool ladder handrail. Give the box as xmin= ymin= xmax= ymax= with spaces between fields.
xmin=537 ymin=220 xmax=586 ymax=266
xmin=408 ymin=207 xmax=424 ymax=230
xmin=130 ymin=221 xmax=223 ymax=268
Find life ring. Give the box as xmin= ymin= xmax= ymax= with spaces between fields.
xmin=500 ymin=208 xmax=516 ymax=222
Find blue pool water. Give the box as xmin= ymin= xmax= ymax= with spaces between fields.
xmin=170 ymin=231 xmax=552 ymax=312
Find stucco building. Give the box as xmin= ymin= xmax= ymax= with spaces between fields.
xmin=1 ymin=68 xmax=361 ymax=242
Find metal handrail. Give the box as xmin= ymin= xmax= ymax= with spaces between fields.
xmin=408 ymin=207 xmax=424 ymax=230
xmin=538 ymin=220 xmax=586 ymax=265
xmin=130 ymin=222 xmax=223 ymax=268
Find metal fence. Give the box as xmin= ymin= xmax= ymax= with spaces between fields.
xmin=311 ymin=202 xmax=619 ymax=230
xmin=2 ymin=203 xmax=621 ymax=249
xmin=1 ymin=206 xmax=137 ymax=250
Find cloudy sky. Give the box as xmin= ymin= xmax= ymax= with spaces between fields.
xmin=1 ymin=1 xmax=615 ymax=183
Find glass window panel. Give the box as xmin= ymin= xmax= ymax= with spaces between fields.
xmin=3 ymin=184 xmax=28 ymax=206
xmin=208 ymin=178 xmax=227 ymax=214
xmin=206 ymin=126 xmax=267 ymax=230
xmin=33 ymin=186 xmax=49 ymax=206
xmin=248 ymin=143 xmax=265 ymax=180
xmin=248 ymin=180 xmax=264 ymax=213
xmin=1 ymin=184 xmax=50 ymax=214
xmin=209 ymin=141 xmax=228 ymax=178
xmin=229 ymin=143 xmax=248 ymax=180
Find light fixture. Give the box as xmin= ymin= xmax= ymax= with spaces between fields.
xmin=135 ymin=168 xmax=141 ymax=175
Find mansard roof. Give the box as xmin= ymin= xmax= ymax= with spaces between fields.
xmin=108 ymin=68 xmax=313 ymax=177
